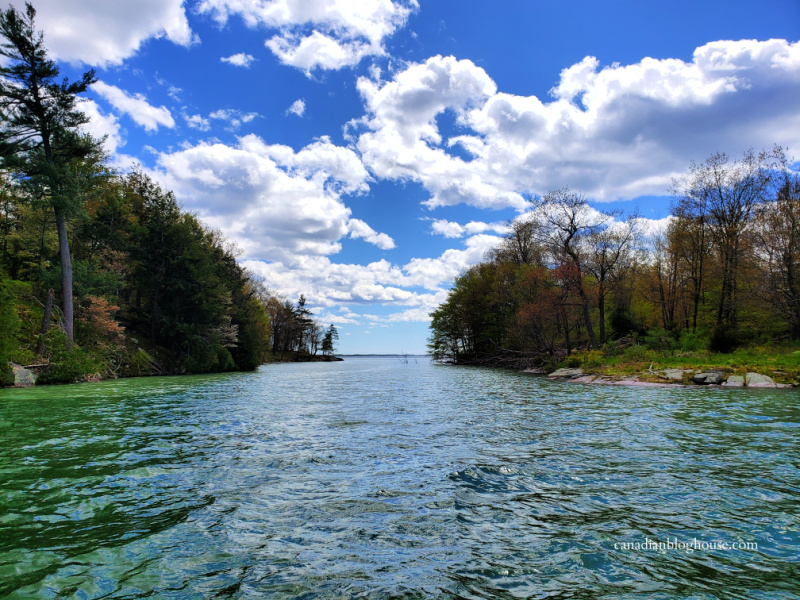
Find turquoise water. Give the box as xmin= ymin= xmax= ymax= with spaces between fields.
xmin=0 ymin=357 xmax=798 ymax=598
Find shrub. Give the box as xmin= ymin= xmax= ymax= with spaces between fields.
xmin=37 ymin=329 xmax=104 ymax=384
xmin=679 ymin=331 xmax=705 ymax=352
xmin=643 ymin=327 xmax=678 ymax=352
xmin=709 ymin=325 xmax=738 ymax=354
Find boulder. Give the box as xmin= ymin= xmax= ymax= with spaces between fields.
xmin=722 ymin=375 xmax=744 ymax=387
xmin=746 ymin=373 xmax=776 ymax=388
xmin=11 ymin=363 xmax=36 ymax=387
xmin=693 ymin=371 xmax=724 ymax=385
xmin=661 ymin=368 xmax=687 ymax=382
xmin=548 ymin=368 xmax=584 ymax=379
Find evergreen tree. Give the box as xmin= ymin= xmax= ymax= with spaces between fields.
xmin=0 ymin=2 xmax=98 ymax=349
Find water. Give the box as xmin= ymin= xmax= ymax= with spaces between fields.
xmin=0 ymin=357 xmax=798 ymax=599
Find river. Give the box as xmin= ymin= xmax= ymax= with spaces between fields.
xmin=0 ymin=357 xmax=798 ymax=598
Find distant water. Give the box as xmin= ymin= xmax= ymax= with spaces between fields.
xmin=0 ymin=357 xmax=798 ymax=599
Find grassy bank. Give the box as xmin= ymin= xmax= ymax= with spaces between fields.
xmin=560 ymin=343 xmax=800 ymax=385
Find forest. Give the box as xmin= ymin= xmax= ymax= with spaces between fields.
xmin=0 ymin=4 xmax=337 ymax=385
xmin=428 ymin=148 xmax=800 ymax=372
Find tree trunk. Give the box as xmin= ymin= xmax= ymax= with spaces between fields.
xmin=54 ymin=208 xmax=74 ymax=350
xmin=598 ymin=280 xmax=606 ymax=345
xmin=36 ymin=288 xmax=54 ymax=356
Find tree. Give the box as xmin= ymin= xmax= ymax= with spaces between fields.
xmin=754 ymin=150 xmax=800 ymax=339
xmin=321 ymin=324 xmax=338 ymax=356
xmin=537 ymin=188 xmax=610 ymax=349
xmin=585 ymin=215 xmax=638 ymax=344
xmin=0 ymin=3 xmax=98 ymax=349
xmin=671 ymin=150 xmax=771 ymax=333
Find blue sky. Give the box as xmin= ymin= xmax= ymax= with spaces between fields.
xmin=11 ymin=0 xmax=800 ymax=353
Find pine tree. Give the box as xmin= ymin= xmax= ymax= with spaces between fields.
xmin=0 ymin=2 xmax=98 ymax=349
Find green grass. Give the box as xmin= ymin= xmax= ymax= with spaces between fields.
xmin=560 ymin=344 xmax=800 ymax=384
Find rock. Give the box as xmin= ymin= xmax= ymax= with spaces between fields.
xmin=661 ymin=368 xmax=687 ymax=382
xmin=11 ymin=363 xmax=36 ymax=387
xmin=693 ymin=371 xmax=724 ymax=385
xmin=523 ymin=367 xmax=548 ymax=374
xmin=570 ymin=375 xmax=598 ymax=384
xmin=723 ymin=375 xmax=744 ymax=387
xmin=548 ymin=368 xmax=584 ymax=379
xmin=746 ymin=372 xmax=776 ymax=388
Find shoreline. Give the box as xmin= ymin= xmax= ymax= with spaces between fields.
xmin=531 ymin=367 xmax=797 ymax=389
xmin=6 ymin=354 xmax=344 ymax=389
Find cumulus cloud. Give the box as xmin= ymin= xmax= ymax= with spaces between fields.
xmin=196 ymin=0 xmax=418 ymax=73
xmin=93 ymin=81 xmax=175 ymax=132
xmin=429 ymin=219 xmax=511 ymax=238
xmin=151 ymin=134 xmax=386 ymax=259
xmin=348 ymin=218 xmax=396 ymax=249
xmin=221 ymin=52 xmax=256 ymax=67
xmin=184 ymin=113 xmax=211 ymax=131
xmin=354 ymin=40 xmax=800 ymax=209
xmin=9 ymin=0 xmax=195 ymax=67
xmin=80 ymin=99 xmax=123 ymax=154
xmin=287 ymin=98 xmax=306 ymax=117
xmin=209 ymin=108 xmax=259 ymax=129
xmin=240 ymin=232 xmax=500 ymax=318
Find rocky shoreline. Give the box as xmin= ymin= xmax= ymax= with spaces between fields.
xmin=527 ymin=367 xmax=797 ymax=389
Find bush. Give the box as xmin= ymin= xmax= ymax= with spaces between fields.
xmin=679 ymin=331 xmax=705 ymax=352
xmin=709 ymin=325 xmax=738 ymax=354
xmin=610 ymin=306 xmax=639 ymax=339
xmin=37 ymin=329 xmax=104 ymax=384
xmin=1 ymin=361 xmax=14 ymax=387
xmin=563 ymin=349 xmax=604 ymax=369
xmin=643 ymin=327 xmax=678 ymax=352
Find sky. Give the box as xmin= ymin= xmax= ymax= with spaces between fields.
xmin=8 ymin=0 xmax=800 ymax=354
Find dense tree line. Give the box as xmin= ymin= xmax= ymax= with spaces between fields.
xmin=0 ymin=4 xmax=336 ymax=384
xmin=429 ymin=148 xmax=800 ymax=365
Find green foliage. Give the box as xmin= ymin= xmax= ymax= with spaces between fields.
xmin=37 ymin=329 xmax=102 ymax=384
xmin=679 ymin=331 xmax=705 ymax=352
xmin=562 ymin=349 xmax=604 ymax=369
xmin=709 ymin=325 xmax=738 ymax=354
xmin=610 ymin=306 xmax=639 ymax=339
xmin=642 ymin=328 xmax=678 ymax=352
xmin=0 ymin=273 xmax=18 ymax=358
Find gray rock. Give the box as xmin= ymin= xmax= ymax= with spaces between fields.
xmin=11 ymin=363 xmax=36 ymax=387
xmin=746 ymin=372 xmax=776 ymax=388
xmin=548 ymin=368 xmax=584 ymax=379
xmin=722 ymin=375 xmax=744 ymax=387
xmin=693 ymin=371 xmax=724 ymax=385
xmin=661 ymin=368 xmax=687 ymax=382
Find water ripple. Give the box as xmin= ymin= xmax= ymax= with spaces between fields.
xmin=0 ymin=360 xmax=798 ymax=598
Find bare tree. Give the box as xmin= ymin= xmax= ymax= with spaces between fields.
xmin=537 ymin=188 xmax=611 ymax=349
xmin=671 ymin=150 xmax=771 ymax=330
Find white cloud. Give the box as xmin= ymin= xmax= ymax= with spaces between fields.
xmin=429 ymin=219 xmax=511 ymax=238
xmin=9 ymin=0 xmax=195 ymax=67
xmin=93 ymin=81 xmax=175 ymax=132
xmin=354 ymin=41 xmax=800 ymax=209
xmin=196 ymin=0 xmax=418 ymax=73
xmin=184 ymin=113 xmax=211 ymax=131
xmin=80 ymin=99 xmax=123 ymax=154
xmin=209 ymin=109 xmax=259 ymax=129
xmin=348 ymin=218 xmax=396 ymax=249
xmin=287 ymin=98 xmax=306 ymax=117
xmin=151 ymin=134 xmax=383 ymax=260
xmin=221 ymin=52 xmax=256 ymax=67
xmin=237 ymin=232 xmax=498 ymax=322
